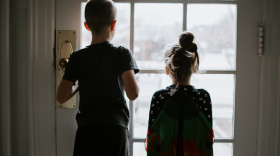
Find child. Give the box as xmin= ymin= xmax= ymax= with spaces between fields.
xmin=56 ymin=0 xmax=139 ymax=155
xmin=145 ymin=32 xmax=214 ymax=156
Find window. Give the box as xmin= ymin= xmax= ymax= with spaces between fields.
xmin=81 ymin=1 xmax=237 ymax=156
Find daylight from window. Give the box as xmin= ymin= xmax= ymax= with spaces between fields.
xmin=81 ymin=3 xmax=236 ymax=156
xmin=187 ymin=4 xmax=237 ymax=70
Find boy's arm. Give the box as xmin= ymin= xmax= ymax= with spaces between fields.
xmin=56 ymin=80 xmax=79 ymax=104
xmin=122 ymin=70 xmax=139 ymax=101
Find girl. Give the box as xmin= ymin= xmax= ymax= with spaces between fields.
xmin=145 ymin=32 xmax=214 ymax=156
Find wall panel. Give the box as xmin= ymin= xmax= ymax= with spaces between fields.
xmin=0 ymin=0 xmax=11 ymax=155
xmin=258 ymin=0 xmax=280 ymax=155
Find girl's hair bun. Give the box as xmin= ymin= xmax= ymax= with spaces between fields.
xmin=164 ymin=31 xmax=199 ymax=84
xmin=179 ymin=32 xmax=195 ymax=50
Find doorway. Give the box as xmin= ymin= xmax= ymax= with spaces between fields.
xmin=56 ymin=0 xmax=260 ymax=155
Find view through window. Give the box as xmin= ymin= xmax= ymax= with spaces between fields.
xmin=81 ymin=2 xmax=236 ymax=156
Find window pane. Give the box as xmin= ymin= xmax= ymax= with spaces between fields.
xmin=125 ymin=91 xmax=129 ymax=109
xmin=191 ymin=74 xmax=234 ymax=138
xmin=134 ymin=3 xmax=183 ymax=70
xmin=81 ymin=3 xmax=130 ymax=49
xmin=133 ymin=74 xmax=171 ymax=138
xmin=187 ymin=4 xmax=237 ymax=70
xmin=111 ymin=3 xmax=130 ymax=47
xmin=133 ymin=142 xmax=233 ymax=156
xmin=133 ymin=143 xmax=146 ymax=156
xmin=214 ymin=143 xmax=233 ymax=156
xmin=133 ymin=74 xmax=234 ymax=139
xmin=81 ymin=2 xmax=90 ymax=48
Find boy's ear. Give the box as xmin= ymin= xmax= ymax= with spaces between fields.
xmin=111 ymin=20 xmax=117 ymax=31
xmin=84 ymin=22 xmax=90 ymax=31
xmin=165 ymin=66 xmax=170 ymax=75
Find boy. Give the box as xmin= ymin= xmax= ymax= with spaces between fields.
xmin=56 ymin=0 xmax=139 ymax=155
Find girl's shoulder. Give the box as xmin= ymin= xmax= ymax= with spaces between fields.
xmin=194 ymin=88 xmax=211 ymax=96
xmin=151 ymin=89 xmax=171 ymax=100
xmin=151 ymin=85 xmax=212 ymax=102
xmin=190 ymin=88 xmax=212 ymax=103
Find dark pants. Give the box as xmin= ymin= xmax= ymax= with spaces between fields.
xmin=73 ymin=124 xmax=128 ymax=156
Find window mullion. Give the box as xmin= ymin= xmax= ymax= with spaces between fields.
xmin=129 ymin=100 xmax=134 ymax=156
xmin=113 ymin=0 xmax=237 ymax=4
xmin=183 ymin=2 xmax=187 ymax=31
xmin=129 ymin=2 xmax=135 ymax=156
xmin=130 ymin=2 xmax=134 ymax=53
xmin=138 ymin=70 xmax=237 ymax=74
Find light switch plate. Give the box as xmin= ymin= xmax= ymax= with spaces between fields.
xmin=56 ymin=30 xmax=77 ymax=109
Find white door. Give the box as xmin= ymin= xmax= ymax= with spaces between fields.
xmin=55 ymin=0 xmax=261 ymax=155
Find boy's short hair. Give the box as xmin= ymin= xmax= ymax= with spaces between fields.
xmin=85 ymin=0 xmax=117 ymax=35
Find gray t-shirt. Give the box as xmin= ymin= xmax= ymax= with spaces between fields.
xmin=63 ymin=41 xmax=139 ymax=128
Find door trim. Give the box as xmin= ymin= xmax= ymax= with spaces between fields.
xmin=0 ymin=0 xmax=11 ymax=156
xmin=257 ymin=0 xmax=280 ymax=155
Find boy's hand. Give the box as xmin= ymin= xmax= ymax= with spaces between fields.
xmin=57 ymin=79 xmax=79 ymax=104
xmin=122 ymin=70 xmax=139 ymax=101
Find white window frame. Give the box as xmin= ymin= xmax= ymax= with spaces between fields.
xmin=113 ymin=0 xmax=238 ymax=155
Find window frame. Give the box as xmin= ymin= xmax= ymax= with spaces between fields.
xmin=113 ymin=0 xmax=238 ymax=155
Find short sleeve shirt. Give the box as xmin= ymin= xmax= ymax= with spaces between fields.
xmin=63 ymin=41 xmax=139 ymax=128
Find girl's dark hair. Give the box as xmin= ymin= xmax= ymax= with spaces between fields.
xmin=165 ymin=32 xmax=199 ymax=83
